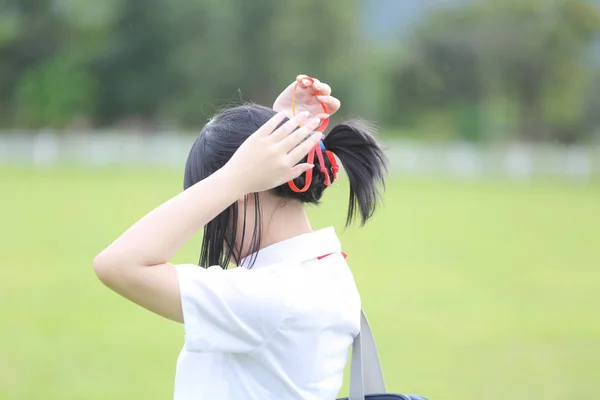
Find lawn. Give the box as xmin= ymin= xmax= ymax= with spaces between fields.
xmin=1 ymin=167 xmax=599 ymax=399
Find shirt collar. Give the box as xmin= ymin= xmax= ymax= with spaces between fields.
xmin=239 ymin=227 xmax=341 ymax=269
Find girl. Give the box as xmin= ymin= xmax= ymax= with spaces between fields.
xmin=94 ymin=76 xmax=388 ymax=399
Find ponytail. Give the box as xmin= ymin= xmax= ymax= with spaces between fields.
xmin=323 ymin=121 xmax=388 ymax=226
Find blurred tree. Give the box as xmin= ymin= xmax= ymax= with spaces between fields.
xmin=164 ymin=0 xmax=259 ymax=126
xmin=14 ymin=53 xmax=95 ymax=128
xmin=269 ymin=0 xmax=365 ymax=118
xmin=481 ymin=0 xmax=600 ymax=143
xmin=0 ymin=1 xmax=66 ymax=127
xmin=583 ymin=68 xmax=600 ymax=137
xmin=167 ymin=0 xmax=363 ymax=127
xmin=91 ymin=0 xmax=177 ymax=127
xmin=387 ymin=7 xmax=485 ymax=141
xmin=0 ymin=0 xmax=367 ymax=129
xmin=389 ymin=0 xmax=600 ymax=143
xmin=0 ymin=0 xmax=598 ymax=142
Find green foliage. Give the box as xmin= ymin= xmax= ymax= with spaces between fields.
xmin=0 ymin=12 xmax=21 ymax=46
xmin=388 ymin=0 xmax=600 ymax=143
xmin=0 ymin=0 xmax=599 ymax=142
xmin=14 ymin=54 xmax=96 ymax=128
xmin=91 ymin=0 xmax=177 ymax=125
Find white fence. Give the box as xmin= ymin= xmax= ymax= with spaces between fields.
xmin=1 ymin=131 xmax=600 ymax=181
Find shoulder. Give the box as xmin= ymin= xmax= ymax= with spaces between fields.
xmin=174 ymin=264 xmax=297 ymax=353
xmin=175 ymin=263 xmax=296 ymax=305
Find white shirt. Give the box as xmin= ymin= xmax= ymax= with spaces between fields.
xmin=173 ymin=227 xmax=361 ymax=400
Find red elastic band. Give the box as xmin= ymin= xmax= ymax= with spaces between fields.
xmin=287 ymin=76 xmax=336 ymax=193
xmin=288 ymin=145 xmax=316 ymax=192
xmin=325 ymin=150 xmax=340 ymax=180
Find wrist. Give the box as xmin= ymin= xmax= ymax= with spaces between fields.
xmin=215 ymin=163 xmax=249 ymax=199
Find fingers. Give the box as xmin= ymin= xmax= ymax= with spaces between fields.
xmin=311 ymin=78 xmax=321 ymax=91
xmin=287 ymin=131 xmax=323 ymax=165
xmin=316 ymin=113 xmax=330 ymax=120
xmin=296 ymin=74 xmax=312 ymax=88
xmin=255 ymin=111 xmax=287 ymax=137
xmin=296 ymin=75 xmax=332 ymax=96
xmin=279 ymin=118 xmax=321 ymax=152
xmin=317 ymin=95 xmax=341 ymax=112
xmin=286 ymin=163 xmax=315 ymax=182
xmin=313 ymin=81 xmax=331 ymax=96
xmin=269 ymin=111 xmax=310 ymax=142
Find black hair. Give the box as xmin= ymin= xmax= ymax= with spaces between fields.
xmin=183 ymin=104 xmax=388 ymax=269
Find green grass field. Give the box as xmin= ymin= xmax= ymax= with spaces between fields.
xmin=1 ymin=167 xmax=599 ymax=400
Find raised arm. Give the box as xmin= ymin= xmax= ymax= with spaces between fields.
xmin=93 ymin=112 xmax=322 ymax=322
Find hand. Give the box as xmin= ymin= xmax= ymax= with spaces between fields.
xmin=224 ymin=111 xmax=323 ymax=194
xmin=273 ymin=75 xmax=341 ymax=121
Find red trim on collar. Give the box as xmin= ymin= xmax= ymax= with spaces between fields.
xmin=317 ymin=252 xmax=347 ymax=260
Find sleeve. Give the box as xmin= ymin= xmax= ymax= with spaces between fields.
xmin=174 ymin=264 xmax=293 ymax=354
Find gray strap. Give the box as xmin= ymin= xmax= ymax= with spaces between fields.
xmin=348 ymin=310 xmax=387 ymax=400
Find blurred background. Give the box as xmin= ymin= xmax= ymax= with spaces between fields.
xmin=1 ymin=0 xmax=599 ymax=399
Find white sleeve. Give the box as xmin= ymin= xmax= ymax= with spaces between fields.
xmin=175 ymin=264 xmax=292 ymax=354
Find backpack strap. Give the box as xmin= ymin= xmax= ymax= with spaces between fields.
xmin=348 ymin=310 xmax=387 ymax=400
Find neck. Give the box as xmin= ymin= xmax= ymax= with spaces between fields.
xmin=256 ymin=197 xmax=313 ymax=253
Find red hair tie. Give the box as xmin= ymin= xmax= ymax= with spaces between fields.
xmin=287 ymin=76 xmax=340 ymax=193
